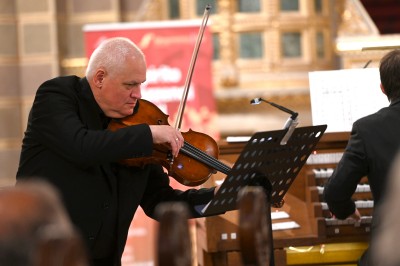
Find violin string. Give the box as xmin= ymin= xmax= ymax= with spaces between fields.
xmin=181 ymin=142 xmax=220 ymax=169
xmin=183 ymin=142 xmax=230 ymax=173
xmin=183 ymin=143 xmax=230 ymax=174
xmin=181 ymin=141 xmax=231 ymax=174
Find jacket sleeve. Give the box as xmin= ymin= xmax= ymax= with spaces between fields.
xmin=139 ymin=164 xmax=215 ymax=219
xmin=323 ymin=122 xmax=369 ymax=219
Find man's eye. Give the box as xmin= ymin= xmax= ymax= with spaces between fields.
xmin=124 ymin=83 xmax=136 ymax=87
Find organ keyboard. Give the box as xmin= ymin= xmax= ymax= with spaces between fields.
xmin=304 ymin=133 xmax=372 ymax=242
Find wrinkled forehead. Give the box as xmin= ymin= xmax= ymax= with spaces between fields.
xmin=108 ymin=53 xmax=147 ymax=78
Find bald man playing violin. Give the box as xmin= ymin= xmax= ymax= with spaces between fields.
xmin=16 ymin=37 xmax=219 ymax=266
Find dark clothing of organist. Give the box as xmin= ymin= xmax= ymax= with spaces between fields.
xmin=324 ymin=98 xmax=400 ymax=217
xmin=324 ymin=47 xmax=400 ymax=266
xmin=324 ymin=93 xmax=400 ymax=264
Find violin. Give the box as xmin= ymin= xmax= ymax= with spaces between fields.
xmin=108 ymin=5 xmax=229 ymax=186
xmin=107 ymin=99 xmax=231 ymax=186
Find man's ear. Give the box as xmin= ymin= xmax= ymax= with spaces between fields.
xmin=93 ymin=69 xmax=105 ymax=88
xmin=380 ymin=83 xmax=387 ymax=95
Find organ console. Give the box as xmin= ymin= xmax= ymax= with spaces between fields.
xmin=304 ymin=133 xmax=373 ymax=243
xmin=196 ymin=132 xmax=371 ymax=266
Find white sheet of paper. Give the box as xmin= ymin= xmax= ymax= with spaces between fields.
xmin=309 ymin=68 xmax=388 ymax=132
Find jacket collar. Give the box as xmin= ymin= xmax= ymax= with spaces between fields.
xmin=390 ymin=98 xmax=400 ymax=107
xmin=80 ymin=77 xmax=105 ymax=115
xmin=80 ymin=77 xmax=110 ymax=129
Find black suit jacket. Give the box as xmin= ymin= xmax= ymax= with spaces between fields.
xmin=324 ymin=99 xmax=400 ymax=218
xmin=16 ymin=76 xmax=215 ymax=263
xmin=323 ymin=99 xmax=400 ymax=265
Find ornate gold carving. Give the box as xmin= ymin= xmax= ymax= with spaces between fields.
xmin=338 ymin=0 xmax=379 ymax=37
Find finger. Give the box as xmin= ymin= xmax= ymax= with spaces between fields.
xmin=176 ymin=131 xmax=184 ymax=142
xmin=173 ymin=139 xmax=180 ymax=157
xmin=173 ymin=131 xmax=183 ymax=146
xmin=168 ymin=136 xmax=178 ymax=157
xmin=175 ymin=136 xmax=183 ymax=155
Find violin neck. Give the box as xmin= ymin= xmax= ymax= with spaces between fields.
xmin=181 ymin=141 xmax=231 ymax=175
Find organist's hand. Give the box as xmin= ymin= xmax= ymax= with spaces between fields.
xmin=328 ymin=208 xmax=361 ymax=221
xmin=350 ymin=208 xmax=362 ymax=221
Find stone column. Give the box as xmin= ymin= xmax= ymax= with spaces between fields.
xmin=0 ymin=0 xmax=59 ymax=185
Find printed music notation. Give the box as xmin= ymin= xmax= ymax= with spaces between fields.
xmin=309 ymin=68 xmax=388 ymax=133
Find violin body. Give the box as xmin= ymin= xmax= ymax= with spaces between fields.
xmin=108 ymin=99 xmax=225 ymax=187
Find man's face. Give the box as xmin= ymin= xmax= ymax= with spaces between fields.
xmin=98 ymin=56 xmax=147 ymax=118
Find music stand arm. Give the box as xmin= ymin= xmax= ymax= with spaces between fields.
xmin=281 ymin=116 xmax=299 ymax=145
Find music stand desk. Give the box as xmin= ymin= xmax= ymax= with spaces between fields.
xmin=201 ymin=125 xmax=327 ymax=265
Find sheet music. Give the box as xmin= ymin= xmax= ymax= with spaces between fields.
xmin=309 ymin=68 xmax=388 ymax=132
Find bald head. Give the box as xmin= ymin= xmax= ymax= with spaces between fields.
xmin=86 ymin=37 xmax=145 ymax=80
xmin=85 ymin=37 xmax=147 ymax=118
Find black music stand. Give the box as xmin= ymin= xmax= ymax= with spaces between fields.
xmin=201 ymin=124 xmax=327 ymax=265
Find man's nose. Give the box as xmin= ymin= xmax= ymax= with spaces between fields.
xmin=130 ymin=86 xmax=141 ymax=98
